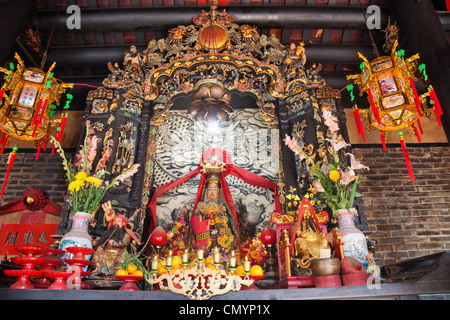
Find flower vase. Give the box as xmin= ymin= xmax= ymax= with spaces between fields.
xmin=59 ymin=212 xmax=93 ymax=265
xmin=336 ymin=208 xmax=369 ymax=265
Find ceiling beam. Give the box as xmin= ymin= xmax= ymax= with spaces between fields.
xmin=37 ymin=6 xmax=389 ymax=33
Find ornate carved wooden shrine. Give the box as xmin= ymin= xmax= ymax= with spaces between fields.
xmin=57 ymin=6 xmax=367 ymax=269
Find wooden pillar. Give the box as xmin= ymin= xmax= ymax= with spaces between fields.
xmin=391 ymin=0 xmax=450 ymax=141
xmin=275 ymin=98 xmax=299 ymax=206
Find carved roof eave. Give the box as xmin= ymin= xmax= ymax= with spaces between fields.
xmin=99 ymin=7 xmax=334 ymax=103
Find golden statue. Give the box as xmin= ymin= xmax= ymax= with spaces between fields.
xmin=190 ymin=172 xmax=239 ymax=257
xmin=290 ymin=201 xmax=330 ymax=272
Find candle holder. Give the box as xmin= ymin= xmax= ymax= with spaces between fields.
xmin=44 ymin=270 xmax=73 ymax=290
xmin=65 ymin=246 xmax=94 ymax=290
xmin=116 ymin=275 xmax=144 ymax=291
xmin=181 ymin=250 xmax=189 ymax=268
xmin=35 ymin=248 xmax=65 ymax=289
xmin=4 ymin=246 xmax=47 ymax=289
xmin=147 ymin=249 xmax=253 ymax=300
xmin=260 ymin=225 xmax=278 ymax=276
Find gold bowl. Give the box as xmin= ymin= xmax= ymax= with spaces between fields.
xmin=310 ymin=258 xmax=341 ymax=277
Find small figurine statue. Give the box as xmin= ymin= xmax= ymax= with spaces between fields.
xmin=90 ymin=201 xmax=141 ymax=276
xmin=290 ymin=201 xmax=330 ymax=275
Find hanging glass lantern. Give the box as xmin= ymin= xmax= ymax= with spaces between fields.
xmin=0 ymin=53 xmax=73 ymax=198
xmin=346 ymin=41 xmax=443 ymax=181
xmin=0 ymin=53 xmax=73 ymax=143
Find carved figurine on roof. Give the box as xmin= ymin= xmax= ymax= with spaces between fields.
xmin=61 ymin=4 xmax=366 ymax=271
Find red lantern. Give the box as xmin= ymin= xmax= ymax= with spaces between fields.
xmin=260 ymin=225 xmax=276 ymax=246
xmin=149 ymin=226 xmax=168 ymax=247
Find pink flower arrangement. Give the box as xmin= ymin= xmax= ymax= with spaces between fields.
xmin=51 ymin=121 xmax=140 ymax=216
xmin=284 ymin=106 xmax=369 ymax=221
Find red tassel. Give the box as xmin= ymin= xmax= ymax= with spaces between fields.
xmin=1 ymin=147 xmax=18 ymax=198
xmin=368 ymin=88 xmax=381 ymax=124
xmin=380 ymin=130 xmax=387 ymax=151
xmin=37 ymin=95 xmax=49 ymax=126
xmin=409 ymin=76 xmax=423 ymax=117
xmin=353 ymin=106 xmax=366 ymax=142
xmin=417 ymin=118 xmax=424 ymax=135
xmin=399 ymin=132 xmax=414 ymax=182
xmin=32 ymin=97 xmax=44 ymax=138
xmin=43 ymin=138 xmax=49 ymax=151
xmin=35 ymin=139 xmax=42 ymax=161
xmin=414 ymin=124 xmax=422 ymax=143
xmin=0 ymin=86 xmax=6 ymax=102
xmin=0 ymin=134 xmax=8 ymax=154
xmin=430 ymin=87 xmax=443 ymax=126
xmin=58 ymin=113 xmax=68 ymax=143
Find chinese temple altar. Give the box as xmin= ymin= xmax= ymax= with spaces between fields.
xmin=0 ymin=0 xmax=449 ymax=304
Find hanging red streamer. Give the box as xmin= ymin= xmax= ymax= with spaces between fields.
xmin=409 ymin=76 xmax=423 ymax=117
xmin=414 ymin=124 xmax=421 ymax=143
xmin=0 ymin=86 xmax=6 ymax=102
xmin=58 ymin=112 xmax=68 ymax=143
xmin=1 ymin=147 xmax=18 ymax=198
xmin=31 ymin=97 xmax=44 ymax=138
xmin=429 ymin=87 xmax=443 ymax=127
xmin=43 ymin=138 xmax=49 ymax=151
xmin=368 ymin=88 xmax=381 ymax=124
xmin=380 ymin=130 xmax=387 ymax=151
xmin=399 ymin=133 xmax=415 ymax=182
xmin=35 ymin=139 xmax=42 ymax=161
xmin=37 ymin=95 xmax=49 ymax=126
xmin=352 ymin=106 xmax=366 ymax=142
xmin=416 ymin=118 xmax=424 ymax=135
xmin=0 ymin=133 xmax=8 ymax=154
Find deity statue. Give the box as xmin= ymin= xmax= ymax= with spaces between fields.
xmin=90 ymin=201 xmax=141 ymax=276
xmin=190 ymin=172 xmax=239 ymax=256
xmin=290 ymin=202 xmax=330 ymax=275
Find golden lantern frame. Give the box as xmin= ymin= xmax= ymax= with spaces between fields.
xmin=0 ymin=53 xmax=73 ymax=143
xmin=346 ymin=41 xmax=424 ymax=135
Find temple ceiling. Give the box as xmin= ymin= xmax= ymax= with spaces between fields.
xmin=10 ymin=1 xmax=450 ymax=110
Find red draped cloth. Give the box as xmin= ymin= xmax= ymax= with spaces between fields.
xmin=148 ymin=156 xmax=281 ymax=244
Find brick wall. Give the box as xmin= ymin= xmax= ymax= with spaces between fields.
xmin=0 ymin=151 xmax=74 ymax=206
xmin=352 ymin=145 xmax=450 ymax=265
xmin=1 ymin=146 xmax=449 ymax=266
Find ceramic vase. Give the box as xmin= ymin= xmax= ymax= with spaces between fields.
xmin=59 ymin=212 xmax=93 ymax=262
xmin=336 ymin=208 xmax=369 ymax=265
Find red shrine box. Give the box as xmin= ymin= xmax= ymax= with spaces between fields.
xmin=275 ymin=222 xmax=314 ymax=289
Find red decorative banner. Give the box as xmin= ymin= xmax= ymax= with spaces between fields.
xmin=0 ymin=224 xmax=58 ymax=255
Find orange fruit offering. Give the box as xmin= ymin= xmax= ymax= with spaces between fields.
xmin=205 ymin=256 xmax=213 ymax=265
xmin=172 ymin=256 xmax=182 ymax=267
xmin=158 ymin=260 xmax=167 ymax=275
xmin=250 ymin=265 xmax=264 ymax=276
xmin=116 ymin=269 xmax=128 ymax=276
xmin=133 ymin=270 xmax=144 ymax=277
xmin=234 ymin=265 xmax=245 ymax=277
xmin=127 ymin=264 xmax=138 ymax=274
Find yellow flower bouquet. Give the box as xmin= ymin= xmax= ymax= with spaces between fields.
xmin=52 ymin=121 xmax=140 ymax=216
xmin=284 ymin=107 xmax=369 ymax=222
